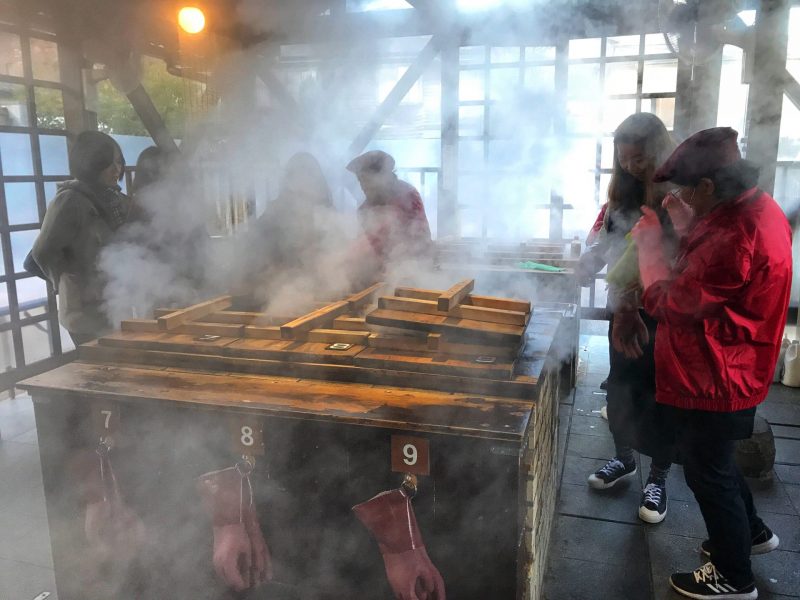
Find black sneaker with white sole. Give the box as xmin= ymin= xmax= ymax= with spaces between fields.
xmin=587 ymin=458 xmax=637 ymax=490
xmin=638 ymin=479 xmax=667 ymax=523
xmin=701 ymin=526 xmax=779 ymax=557
xmin=670 ymin=562 xmax=757 ymax=599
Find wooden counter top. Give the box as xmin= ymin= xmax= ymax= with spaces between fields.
xmin=19 ymin=361 xmax=535 ymax=442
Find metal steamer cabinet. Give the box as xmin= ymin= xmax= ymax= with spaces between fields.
xmin=19 ymin=283 xmax=576 ymax=600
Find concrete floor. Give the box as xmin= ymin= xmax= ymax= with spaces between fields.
xmin=543 ymin=330 xmax=800 ymax=600
xmin=0 ymin=330 xmax=798 ymax=600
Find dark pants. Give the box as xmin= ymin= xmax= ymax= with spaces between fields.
xmin=607 ymin=311 xmax=673 ymax=469
xmin=668 ymin=406 xmax=761 ymax=587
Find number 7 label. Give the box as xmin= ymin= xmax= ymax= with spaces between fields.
xmin=391 ymin=435 xmax=430 ymax=476
xmin=92 ymin=403 xmax=119 ymax=436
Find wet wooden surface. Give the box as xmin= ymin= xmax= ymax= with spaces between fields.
xmin=19 ymin=361 xmax=534 ymax=441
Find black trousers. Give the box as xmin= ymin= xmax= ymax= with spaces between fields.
xmin=667 ymin=406 xmax=762 ymax=587
xmin=606 ymin=311 xmax=674 ymax=469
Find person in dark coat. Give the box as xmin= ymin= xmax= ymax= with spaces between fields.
xmin=578 ymin=113 xmax=678 ymax=524
xmin=31 ymin=131 xmax=131 ymax=345
xmin=633 ymin=127 xmax=790 ymax=600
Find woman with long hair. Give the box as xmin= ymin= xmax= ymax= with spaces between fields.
xmin=577 ymin=112 xmax=677 ymax=524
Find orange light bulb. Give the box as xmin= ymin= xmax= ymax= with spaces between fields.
xmin=178 ymin=6 xmax=205 ymax=34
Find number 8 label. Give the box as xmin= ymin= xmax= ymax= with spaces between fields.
xmin=230 ymin=418 xmax=264 ymax=456
xmin=392 ymin=435 xmax=429 ymax=476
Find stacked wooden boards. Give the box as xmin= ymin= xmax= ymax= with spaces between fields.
xmin=86 ymin=280 xmax=546 ymax=397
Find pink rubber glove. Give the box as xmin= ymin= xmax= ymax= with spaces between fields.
xmin=353 ymin=489 xmax=446 ymax=600
xmin=197 ymin=467 xmax=255 ymax=591
xmin=631 ymin=206 xmax=670 ymax=290
xmin=662 ymin=192 xmax=694 ymax=236
xmin=212 ymin=523 xmax=252 ymax=592
xmin=244 ymin=503 xmax=274 ymax=585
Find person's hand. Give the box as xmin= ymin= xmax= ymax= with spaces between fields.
xmin=662 ymin=192 xmax=694 ymax=235
xmin=612 ymin=311 xmax=650 ymax=359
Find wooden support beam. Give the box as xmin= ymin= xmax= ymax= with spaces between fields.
xmin=121 ymin=319 xmax=159 ymax=333
xmin=333 ymin=316 xmax=369 ymax=331
xmin=305 ymin=329 xmax=370 ymax=345
xmin=280 ymin=301 xmax=350 ymax=340
xmin=244 ymin=325 xmax=282 ymax=340
xmin=378 ymin=295 xmax=527 ymax=326
xmin=176 ymin=322 xmax=245 ymax=338
xmin=347 ymin=282 xmax=386 ymax=311
xmin=157 ymin=296 xmax=233 ymax=331
xmin=126 ymin=85 xmax=180 ymax=154
xmin=348 ymin=35 xmax=441 ymax=156
xmin=395 ymin=286 xmax=531 ymax=314
xmin=437 ymin=279 xmax=475 ymax=311
xmin=785 ymin=68 xmax=800 ymax=112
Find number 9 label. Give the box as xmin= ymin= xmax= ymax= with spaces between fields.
xmin=391 ymin=435 xmax=429 ymax=476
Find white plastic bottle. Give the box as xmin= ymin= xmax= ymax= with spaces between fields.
xmin=774 ymin=337 xmax=791 ymax=383
xmin=781 ymin=340 xmax=800 ymax=387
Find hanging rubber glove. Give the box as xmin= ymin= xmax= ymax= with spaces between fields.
xmin=75 ymin=445 xmax=146 ymax=564
xmin=243 ymin=501 xmax=273 ymax=585
xmin=631 ymin=207 xmax=670 ymax=290
xmin=662 ymin=192 xmax=694 ymax=236
xmin=197 ymin=466 xmax=256 ymax=592
xmin=353 ymin=489 xmax=446 ymax=600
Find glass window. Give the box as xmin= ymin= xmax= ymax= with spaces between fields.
xmin=642 ymin=59 xmax=678 ymax=93
xmin=17 ymin=277 xmax=48 ymax=310
xmin=523 ymin=65 xmax=555 ymax=93
xmin=568 ymin=63 xmax=601 ymax=99
xmin=717 ymin=45 xmax=749 ymax=134
xmin=0 ymin=31 xmax=24 ymax=77
xmin=778 ymin=95 xmax=800 ymax=162
xmin=566 ymin=100 xmax=601 ymax=135
xmin=39 ymin=134 xmax=69 ymax=175
xmin=604 ymin=61 xmax=639 ymax=95
xmin=641 ymin=97 xmax=676 ymax=130
xmin=487 ymin=140 xmax=522 ymax=168
xmin=491 ymin=47 xmax=521 ymax=64
xmin=10 ymin=230 xmax=39 ymax=273
xmin=489 ymin=67 xmax=519 ymax=101
xmin=22 ymin=321 xmax=52 ymax=364
xmin=459 ymin=140 xmax=484 ymax=166
xmin=568 ymin=38 xmax=601 ymax=60
xmin=459 ymin=70 xmax=485 ymax=102
xmin=787 ymin=7 xmax=800 ymax=82
xmin=0 ymin=328 xmax=16 ymax=371
xmin=0 ymin=81 xmax=30 ymax=126
xmin=4 ymin=182 xmax=40 ymax=225
xmin=601 ymin=137 xmax=615 ymax=169
xmin=459 ymin=105 xmax=484 ymax=136
xmin=34 ymin=87 xmax=65 ymax=129
xmin=460 ymin=46 xmax=486 ymax=65
xmin=606 ymin=35 xmax=640 ymax=57
xmin=30 ymin=38 xmax=60 ymax=82
xmin=644 ymin=33 xmax=671 ymax=55
xmin=603 ymin=99 xmax=637 ymax=133
xmin=44 ymin=180 xmax=62 ymax=205
xmin=0 ymin=133 xmax=34 ymax=175
xmin=525 ymin=47 xmax=556 ymax=61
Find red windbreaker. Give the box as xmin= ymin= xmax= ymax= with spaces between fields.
xmin=358 ymin=180 xmax=432 ymax=262
xmin=642 ymin=188 xmax=792 ymax=412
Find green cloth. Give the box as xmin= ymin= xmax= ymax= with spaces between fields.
xmin=517 ymin=261 xmax=566 ymax=272
xmin=605 ymin=233 xmax=641 ymax=289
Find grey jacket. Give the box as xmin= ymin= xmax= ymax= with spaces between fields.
xmin=32 ymin=180 xmax=131 ymax=336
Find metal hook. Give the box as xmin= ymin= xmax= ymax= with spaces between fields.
xmin=401 ymin=473 xmax=418 ymax=498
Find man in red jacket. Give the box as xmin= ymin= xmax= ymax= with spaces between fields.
xmin=631 ymin=127 xmax=791 ymax=599
xmin=347 ymin=150 xmax=433 ymax=267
